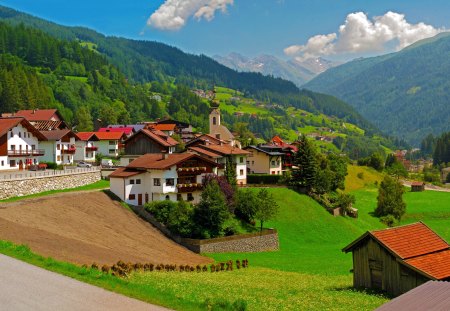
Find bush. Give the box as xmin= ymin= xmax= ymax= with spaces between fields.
xmin=144 ymin=200 xmax=177 ymax=224
xmin=39 ymin=161 xmax=58 ymax=169
xmin=234 ymin=189 xmax=258 ymax=223
xmin=247 ymin=174 xmax=282 ymax=185
xmin=380 ymin=215 xmax=398 ymax=227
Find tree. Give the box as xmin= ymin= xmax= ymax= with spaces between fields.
xmin=224 ymin=156 xmax=237 ymax=188
xmin=254 ymin=189 xmax=279 ymax=232
xmin=328 ymin=153 xmax=348 ymax=191
xmin=234 ymin=189 xmax=258 ymax=223
xmin=75 ymin=106 xmax=94 ymax=131
xmin=385 ymin=161 xmax=408 ymax=180
xmin=290 ymin=135 xmax=317 ymax=192
xmin=193 ymin=181 xmax=230 ymax=238
xmin=375 ymin=175 xmax=406 ymax=221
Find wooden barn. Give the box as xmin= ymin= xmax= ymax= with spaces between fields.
xmin=411 ymin=181 xmax=425 ymax=192
xmin=343 ymin=222 xmax=450 ymax=296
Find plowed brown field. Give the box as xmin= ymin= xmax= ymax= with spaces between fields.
xmin=0 ymin=191 xmax=211 ymax=266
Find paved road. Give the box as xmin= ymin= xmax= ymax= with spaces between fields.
xmin=0 ymin=254 xmax=171 ymax=311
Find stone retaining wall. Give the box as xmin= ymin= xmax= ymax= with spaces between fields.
xmin=0 ymin=171 xmax=101 ymax=200
xmin=130 ymin=205 xmax=279 ymax=254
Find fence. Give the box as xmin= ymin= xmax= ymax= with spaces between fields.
xmin=0 ymin=167 xmax=101 ymax=181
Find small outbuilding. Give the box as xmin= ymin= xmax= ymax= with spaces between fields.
xmin=343 ymin=222 xmax=450 ymax=296
xmin=411 ymin=181 xmax=425 ymax=192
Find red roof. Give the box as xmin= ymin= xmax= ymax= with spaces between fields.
xmin=371 ymin=222 xmax=449 ymax=259
xmin=94 ymin=131 xmax=127 ymax=140
xmin=99 ymin=127 xmax=134 ymax=135
xmin=188 ymin=146 xmax=222 ymax=158
xmin=76 ymin=132 xmax=96 ymax=141
xmin=197 ymin=144 xmax=251 ymax=156
xmin=15 ymin=109 xmax=61 ymax=121
xmin=411 ymin=181 xmax=425 ymax=186
xmin=153 ymin=124 xmax=176 ymax=131
xmin=405 ymin=250 xmax=450 ymax=280
xmin=0 ymin=117 xmax=47 ymax=140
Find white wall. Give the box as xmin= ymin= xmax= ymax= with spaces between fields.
xmin=2 ymin=124 xmax=41 ymax=171
xmin=97 ymin=140 xmax=118 ymax=158
xmin=74 ymin=141 xmax=96 ymax=162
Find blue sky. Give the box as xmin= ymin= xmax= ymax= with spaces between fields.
xmin=1 ymin=0 xmax=450 ymax=61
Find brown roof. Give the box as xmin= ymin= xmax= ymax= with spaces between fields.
xmin=127 ymin=129 xmax=178 ymax=147
xmin=40 ymin=129 xmax=76 ymax=141
xmin=198 ymin=144 xmax=251 ymax=156
xmin=185 ymin=134 xmax=224 ymax=147
xmin=405 ymin=250 xmax=450 ymax=280
xmin=32 ymin=120 xmax=68 ymax=131
xmin=109 ymin=167 xmax=144 ymax=178
xmin=127 ymin=152 xmax=218 ymax=170
xmin=371 ymin=222 xmax=449 ymax=259
xmin=411 ymin=181 xmax=425 ymax=186
xmin=188 ymin=146 xmax=222 ymax=158
xmin=0 ymin=117 xmax=47 ymax=140
xmin=15 ymin=109 xmax=61 ymax=121
xmin=153 ymin=123 xmax=176 ymax=131
xmin=375 ymin=281 xmax=450 ymax=311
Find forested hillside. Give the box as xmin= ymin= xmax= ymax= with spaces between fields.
xmin=304 ymin=32 xmax=450 ymax=145
xmin=0 ymin=5 xmax=398 ymax=158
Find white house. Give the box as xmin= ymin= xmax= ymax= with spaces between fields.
xmin=244 ymin=145 xmax=284 ymax=175
xmin=0 ymin=117 xmax=47 ymax=171
xmin=40 ymin=130 xmax=77 ymax=165
xmin=74 ymin=132 xmax=98 ymax=163
xmin=94 ymin=131 xmax=127 ymax=158
xmin=109 ymin=153 xmax=219 ymax=205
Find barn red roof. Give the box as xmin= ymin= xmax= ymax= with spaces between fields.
xmin=76 ymin=132 xmax=96 ymax=141
xmin=371 ymin=222 xmax=449 ymax=259
xmin=109 ymin=167 xmax=144 ymax=178
xmin=15 ymin=109 xmax=61 ymax=121
xmin=0 ymin=117 xmax=47 ymax=140
xmin=94 ymin=131 xmax=127 ymax=140
xmin=98 ymin=127 xmax=134 ymax=135
xmin=153 ymin=123 xmax=176 ymax=131
xmin=122 ymin=152 xmax=218 ymax=171
xmin=405 ymin=250 xmax=450 ymax=280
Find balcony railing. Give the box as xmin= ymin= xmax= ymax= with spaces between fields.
xmin=8 ymin=149 xmax=45 ymax=157
xmin=176 ymin=183 xmax=203 ymax=193
xmin=177 ymin=166 xmax=207 ymax=176
xmin=61 ymin=148 xmax=76 ymax=154
xmin=85 ymin=146 xmax=98 ymax=151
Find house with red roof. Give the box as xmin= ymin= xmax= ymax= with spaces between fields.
xmin=0 ymin=117 xmax=47 ymax=170
xmin=40 ymin=130 xmax=78 ymax=165
xmin=11 ymin=109 xmax=69 ymax=132
xmin=98 ymin=127 xmax=135 ymax=137
xmin=74 ymin=132 xmax=99 ymax=163
xmin=91 ymin=131 xmax=127 ymax=158
xmin=109 ymin=153 xmax=219 ymax=205
xmin=343 ymin=222 xmax=450 ymax=296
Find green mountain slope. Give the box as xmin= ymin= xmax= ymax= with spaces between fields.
xmin=304 ymin=33 xmax=450 ymax=145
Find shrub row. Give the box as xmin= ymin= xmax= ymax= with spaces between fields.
xmin=247 ymin=174 xmax=282 ymax=185
xmin=84 ymin=259 xmax=249 ymax=278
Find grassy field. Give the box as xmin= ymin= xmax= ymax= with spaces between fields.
xmin=0 ymin=179 xmax=109 ymax=202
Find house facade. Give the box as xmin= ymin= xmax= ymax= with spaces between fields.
xmin=40 ymin=130 xmax=77 ymax=165
xmin=244 ymin=145 xmax=284 ymax=175
xmin=74 ymin=132 xmax=98 ymax=163
xmin=92 ymin=132 xmax=127 ymax=158
xmin=0 ymin=117 xmax=46 ymax=170
xmin=110 ymin=153 xmax=219 ymax=205
xmin=343 ymin=222 xmax=450 ymax=297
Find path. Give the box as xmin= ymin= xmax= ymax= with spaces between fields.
xmin=0 ymin=254 xmax=170 ymax=311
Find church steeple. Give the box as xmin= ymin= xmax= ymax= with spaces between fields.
xmin=209 ymin=89 xmax=221 ymax=131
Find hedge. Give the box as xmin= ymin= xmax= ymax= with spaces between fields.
xmin=247 ymin=174 xmax=282 ymax=185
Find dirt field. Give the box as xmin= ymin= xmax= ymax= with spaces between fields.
xmin=0 ymin=191 xmax=211 ymax=266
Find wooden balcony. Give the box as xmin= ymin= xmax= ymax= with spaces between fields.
xmin=176 ymin=183 xmax=203 ymax=193
xmin=85 ymin=146 xmax=98 ymax=151
xmin=61 ymin=148 xmax=76 ymax=154
xmin=8 ymin=149 xmax=45 ymax=157
xmin=177 ymin=166 xmax=207 ymax=176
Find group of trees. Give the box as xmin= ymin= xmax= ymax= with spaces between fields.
xmin=375 ymin=175 xmax=406 ymax=226
xmin=145 ymin=177 xmax=278 ymax=239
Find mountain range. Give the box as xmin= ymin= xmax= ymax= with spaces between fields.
xmin=213 ymin=53 xmax=338 ymax=87
xmin=304 ymin=32 xmax=450 ymax=145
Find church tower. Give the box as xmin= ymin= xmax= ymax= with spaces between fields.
xmin=209 ymin=98 xmax=221 ymax=136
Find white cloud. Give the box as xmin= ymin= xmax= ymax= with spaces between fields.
xmin=148 ymin=0 xmax=233 ymax=31
xmin=285 ymin=11 xmax=446 ymax=60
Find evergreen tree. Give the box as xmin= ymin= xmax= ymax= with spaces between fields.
xmin=75 ymin=106 xmax=94 ymax=131
xmin=375 ymin=175 xmax=406 ymax=221
xmin=224 ymin=156 xmax=237 ymax=187
xmin=290 ymin=135 xmax=317 ymax=192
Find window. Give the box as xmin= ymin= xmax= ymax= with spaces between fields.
xmin=154 ymin=178 xmax=161 ymax=186
xmin=240 ymin=157 xmax=244 ymax=163
xmin=57 ymin=144 xmax=61 ymax=150
xmin=177 ymin=194 xmax=182 ymax=201
xmin=136 ymin=179 xmax=141 ymax=184
xmin=129 ymin=194 xmax=136 ymax=200
xmin=31 ymin=145 xmax=35 ymax=150
xmin=212 ymin=116 xmax=217 ymax=125
xmin=18 ymin=132 xmax=21 ymax=138
xmin=9 ymin=131 xmax=12 ymax=138
xmin=109 ymin=149 xmax=116 ymax=154
xmin=166 ymin=178 xmax=175 ymax=186
xmin=165 ymin=195 xmax=170 ymax=200
xmin=57 ymin=155 xmax=61 ymax=161
xmin=109 ymin=140 xmax=116 ymax=145
xmin=240 ymin=169 xmax=244 ymax=176
xmin=1 ymin=160 xmax=4 ymax=166
xmin=23 ymin=132 xmax=26 ymax=137
xmin=130 ymin=179 xmax=135 ymax=184
xmin=10 ymin=145 xmax=15 ymax=151
xmin=271 ymin=160 xmax=276 ymax=166
xmin=10 ymin=160 xmax=16 ymax=167
xmin=246 ymin=160 xmax=250 ymax=165
xmin=187 ymin=193 xmax=194 ymax=201
xmin=252 ymin=161 xmax=255 ymax=165
xmin=215 ymin=134 xmax=221 ymax=139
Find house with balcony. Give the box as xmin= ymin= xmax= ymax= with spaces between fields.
xmin=74 ymin=132 xmax=99 ymax=163
xmin=187 ymin=142 xmax=250 ymax=185
xmin=109 ymin=153 xmax=219 ymax=205
xmin=120 ymin=128 xmax=179 ymax=166
xmin=244 ymin=144 xmax=284 ymax=175
xmin=0 ymin=117 xmax=47 ymax=170
xmin=78 ymin=131 xmax=127 ymax=158
xmin=39 ymin=130 xmax=78 ymax=165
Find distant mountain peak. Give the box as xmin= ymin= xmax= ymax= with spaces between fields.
xmin=213 ymin=53 xmax=339 ymax=87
